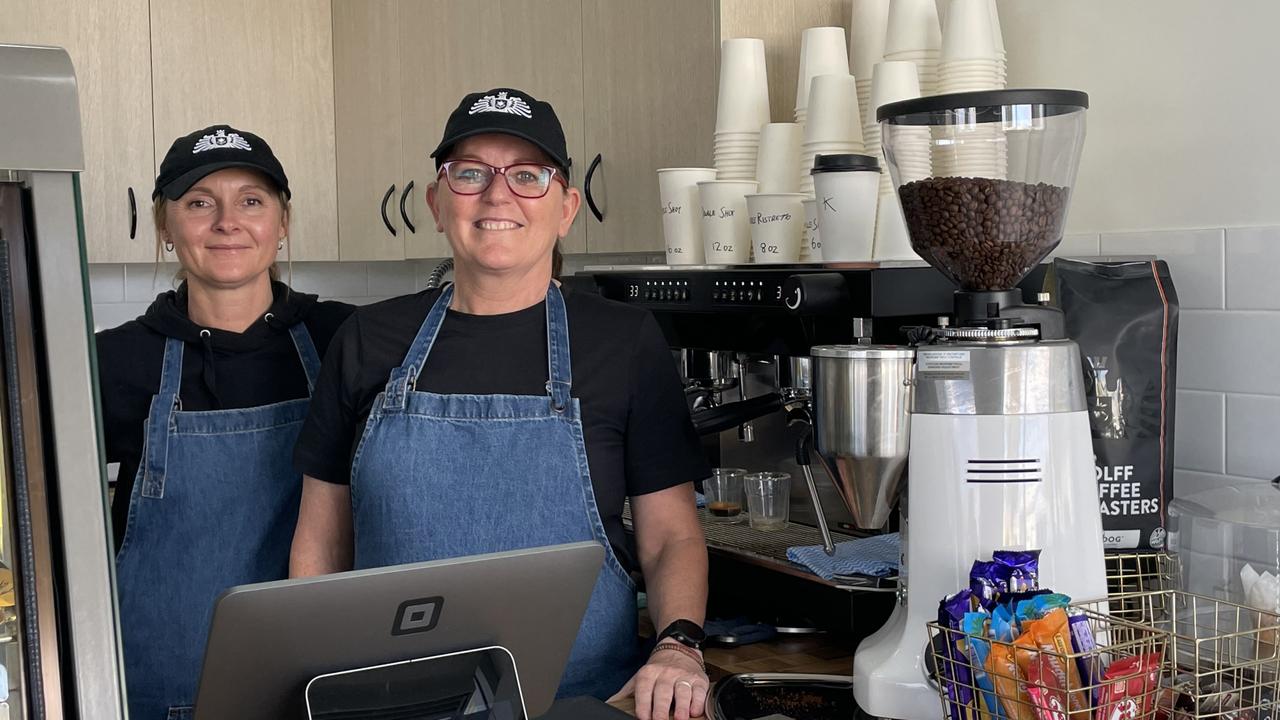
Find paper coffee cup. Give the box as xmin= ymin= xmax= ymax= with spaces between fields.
xmin=698 ymin=180 xmax=758 ymax=264
xmin=801 ymin=198 xmax=822 ymax=262
xmin=658 ymin=168 xmax=718 ymax=265
xmin=812 ymin=154 xmax=879 ymax=262
xmin=746 ymin=193 xmax=807 ymax=264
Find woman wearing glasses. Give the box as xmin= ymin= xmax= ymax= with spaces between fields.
xmin=290 ymin=88 xmax=712 ymax=720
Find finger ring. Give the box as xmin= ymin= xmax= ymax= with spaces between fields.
xmin=676 ymin=680 xmax=694 ymax=689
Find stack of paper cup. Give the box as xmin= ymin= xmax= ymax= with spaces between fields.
xmin=755 ymin=123 xmax=803 ymax=193
xmin=716 ymin=38 xmax=770 ymax=181
xmin=989 ymin=0 xmax=1007 ymax=85
xmin=747 ymin=193 xmax=807 ymax=264
xmin=801 ymin=197 xmax=822 ymax=262
xmin=658 ymin=168 xmax=717 ymax=265
xmin=795 ymin=27 xmax=849 ymax=125
xmin=849 ymin=0 xmax=891 ymax=119
xmin=811 ymin=154 xmax=879 ymax=263
xmin=698 ymin=180 xmax=758 ymax=264
xmin=883 ymin=0 xmax=941 ymax=97
xmin=939 ymin=0 xmax=1004 ymax=93
xmin=800 ymin=74 xmax=863 ymax=196
xmin=868 ymin=63 xmax=928 ymax=261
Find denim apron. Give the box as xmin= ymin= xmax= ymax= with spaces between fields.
xmin=115 ymin=323 xmax=321 ymax=720
xmin=350 ymin=283 xmax=640 ymax=699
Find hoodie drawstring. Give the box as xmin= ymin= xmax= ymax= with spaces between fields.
xmin=198 ymin=329 xmax=219 ymax=407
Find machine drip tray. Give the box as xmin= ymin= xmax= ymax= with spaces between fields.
xmin=623 ymin=504 xmax=897 ymax=591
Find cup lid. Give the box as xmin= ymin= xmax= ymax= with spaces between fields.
xmin=810 ymin=154 xmax=880 ymax=174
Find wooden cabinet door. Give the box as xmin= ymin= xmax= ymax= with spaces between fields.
xmin=332 ymin=0 xmax=406 ymax=260
xmin=2 ymin=0 xmax=157 ymax=263
xmin=150 ymin=0 xmax=340 ymax=261
xmin=399 ymin=0 xmax=587 ymax=259
xmin=582 ymin=0 xmax=717 ymax=253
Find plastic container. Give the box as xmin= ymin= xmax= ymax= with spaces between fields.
xmin=1168 ymin=480 xmax=1280 ymax=614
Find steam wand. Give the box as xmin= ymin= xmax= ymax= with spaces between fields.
xmin=786 ymin=403 xmax=836 ymax=556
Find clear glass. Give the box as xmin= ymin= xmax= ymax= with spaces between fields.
xmin=703 ymin=468 xmax=747 ymax=523
xmin=744 ymin=472 xmax=791 ymax=531
xmin=879 ymin=91 xmax=1088 ymax=291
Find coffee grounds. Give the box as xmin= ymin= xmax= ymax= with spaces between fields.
xmin=897 ymin=177 xmax=1071 ymax=291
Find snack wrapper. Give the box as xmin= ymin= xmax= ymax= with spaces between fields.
xmin=1015 ymin=594 xmax=1072 ymax=625
xmin=1025 ymin=657 xmax=1070 ymax=720
xmin=964 ymin=611 xmax=1007 ymax=720
xmin=972 ymin=560 xmax=1006 ymax=610
xmin=1066 ymin=609 xmax=1101 ymax=706
xmin=940 ymin=592 xmax=978 ymax=718
xmin=1096 ymin=653 xmax=1161 ymax=720
xmin=988 ymin=638 xmax=1036 ymax=720
xmin=994 ymin=550 xmax=1042 ymax=592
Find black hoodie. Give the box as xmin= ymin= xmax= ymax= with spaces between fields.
xmin=96 ymin=281 xmax=354 ymax=548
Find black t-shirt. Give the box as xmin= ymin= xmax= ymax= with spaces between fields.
xmin=97 ymin=283 xmax=355 ymax=548
xmin=294 ymin=286 xmax=710 ymax=572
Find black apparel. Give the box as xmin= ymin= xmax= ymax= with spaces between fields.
xmin=96 ymin=281 xmax=355 ymax=548
xmin=293 ymin=285 xmax=710 ymax=573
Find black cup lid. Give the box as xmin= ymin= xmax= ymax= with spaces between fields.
xmin=810 ymin=153 xmax=880 ymax=174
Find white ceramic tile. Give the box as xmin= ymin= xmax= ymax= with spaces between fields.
xmin=333 ymin=296 xmax=394 ymax=306
xmin=1178 ymin=311 xmax=1280 ymax=395
xmin=1174 ymin=468 xmax=1266 ymax=500
xmin=87 ymin=264 xmax=125 ymax=304
xmin=91 ymin=302 xmax=149 ymax=333
xmin=123 ymin=263 xmax=182 ymax=302
xmin=1226 ymin=226 xmax=1280 ymax=310
xmin=367 ymin=261 xmax=421 ymax=297
xmin=1050 ymin=233 xmax=1101 ymax=258
xmin=1226 ymin=393 xmax=1280 ymax=480
xmin=288 ymin=262 xmax=369 ymax=298
xmin=1100 ymin=229 xmax=1224 ymax=309
xmin=1174 ymin=390 xmax=1225 ymax=473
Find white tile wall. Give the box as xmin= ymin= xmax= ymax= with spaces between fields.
xmin=1175 ymin=390 xmax=1225 ymax=474
xmin=1226 ymin=393 xmax=1280 ymax=480
xmin=1226 ymin=227 xmax=1280 ymax=310
xmin=1100 ymin=229 xmax=1225 ymax=309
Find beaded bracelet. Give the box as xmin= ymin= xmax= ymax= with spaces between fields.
xmin=650 ymin=641 xmax=706 ymax=672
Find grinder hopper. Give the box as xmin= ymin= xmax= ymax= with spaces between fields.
xmin=810 ymin=346 xmax=914 ymax=529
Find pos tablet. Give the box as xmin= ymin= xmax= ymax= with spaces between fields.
xmin=192 ymin=541 xmax=605 ymax=720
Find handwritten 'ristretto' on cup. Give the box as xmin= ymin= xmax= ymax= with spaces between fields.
xmin=698 ymin=180 xmax=757 ymax=264
xmin=658 ymin=168 xmax=717 ymax=265
xmin=746 ymin=193 xmax=807 ymax=264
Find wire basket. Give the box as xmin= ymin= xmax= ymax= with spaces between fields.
xmin=1107 ymin=552 xmax=1181 ymax=598
xmin=928 ymin=599 xmax=1172 ymax=720
xmin=1104 ymin=590 xmax=1280 ymax=719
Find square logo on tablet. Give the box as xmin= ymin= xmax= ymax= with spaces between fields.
xmin=391 ymin=596 xmax=444 ymax=636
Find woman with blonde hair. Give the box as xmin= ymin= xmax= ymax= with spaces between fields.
xmin=96 ymin=125 xmax=354 ymax=719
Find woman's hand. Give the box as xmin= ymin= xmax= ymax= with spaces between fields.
xmin=608 ymin=640 xmax=710 ymax=720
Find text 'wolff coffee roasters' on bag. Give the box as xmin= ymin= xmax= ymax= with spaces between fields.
xmin=1051 ymin=259 xmax=1179 ymax=551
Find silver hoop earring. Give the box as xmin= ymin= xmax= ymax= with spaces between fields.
xmin=278 ymin=240 xmax=285 ymax=251
xmin=164 ymin=241 xmax=174 ymax=252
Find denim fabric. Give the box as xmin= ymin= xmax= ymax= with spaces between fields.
xmin=115 ymin=324 xmax=321 ymax=719
xmin=350 ymin=284 xmax=640 ymax=699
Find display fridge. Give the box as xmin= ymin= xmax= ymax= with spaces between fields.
xmin=0 ymin=44 xmax=128 ymax=718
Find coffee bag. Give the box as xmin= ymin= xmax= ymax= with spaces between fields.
xmin=1051 ymin=259 xmax=1179 ymax=552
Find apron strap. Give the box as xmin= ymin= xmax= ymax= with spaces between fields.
xmin=287 ymin=322 xmax=323 ymax=394
xmin=383 ymin=284 xmax=455 ymax=411
xmin=544 ymin=284 xmax=573 ymax=413
xmin=141 ymin=337 xmax=185 ymax=498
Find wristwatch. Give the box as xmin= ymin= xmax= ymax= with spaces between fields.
xmin=656 ymin=619 xmax=706 ymax=651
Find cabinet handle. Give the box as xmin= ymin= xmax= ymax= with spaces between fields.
xmin=399 ymin=180 xmax=416 ymax=234
xmin=584 ymin=153 xmax=604 ymax=223
xmin=128 ymin=187 xmax=138 ymax=240
xmin=380 ymin=184 xmax=397 ymax=236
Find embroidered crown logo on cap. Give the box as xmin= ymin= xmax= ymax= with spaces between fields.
xmin=431 ymin=87 xmax=571 ymax=178
xmin=153 ymin=124 xmax=290 ymax=200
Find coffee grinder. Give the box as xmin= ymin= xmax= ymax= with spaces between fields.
xmin=850 ymin=90 xmax=1109 ymax=718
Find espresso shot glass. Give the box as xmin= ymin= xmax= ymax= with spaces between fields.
xmin=703 ymin=468 xmax=748 ymax=523
xmin=745 ymin=471 xmax=791 ymax=531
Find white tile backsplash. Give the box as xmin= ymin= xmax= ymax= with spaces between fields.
xmin=1052 ymin=233 xmax=1101 ymax=258
xmin=124 ymin=263 xmax=183 ymax=302
xmin=1180 ymin=310 xmax=1280 ymax=395
xmin=1225 ymin=226 xmax=1280 ymax=310
xmin=1174 ymin=468 xmax=1269 ymax=499
xmin=288 ymin=262 xmax=370 ymax=298
xmin=92 ymin=302 xmax=149 ymax=333
xmin=1175 ymin=390 xmax=1225 ymax=473
xmin=367 ymin=261 xmax=422 ymax=297
xmin=1226 ymin=393 xmax=1280 ymax=480
xmin=1100 ymin=229 xmax=1225 ymax=309
xmin=88 ymin=264 xmax=125 ymax=304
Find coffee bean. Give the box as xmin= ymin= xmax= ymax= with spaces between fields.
xmin=897 ymin=177 xmax=1070 ymax=291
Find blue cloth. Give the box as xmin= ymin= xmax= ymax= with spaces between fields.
xmin=694 ymin=491 xmax=707 ymax=507
xmin=786 ymin=532 xmax=901 ymax=581
xmin=116 ymin=324 xmax=321 ymax=720
xmin=351 ymin=283 xmax=640 ymax=700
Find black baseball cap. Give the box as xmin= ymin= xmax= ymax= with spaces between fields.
xmin=153 ymin=124 xmax=291 ymax=201
xmin=430 ymin=88 xmax=572 ymax=179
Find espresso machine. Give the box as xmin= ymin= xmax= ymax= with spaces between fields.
xmin=847 ymin=89 xmax=1110 ymax=719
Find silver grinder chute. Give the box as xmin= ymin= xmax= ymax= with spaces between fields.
xmin=809 ymin=346 xmax=915 ymax=529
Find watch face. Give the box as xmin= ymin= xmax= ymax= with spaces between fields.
xmin=666 ymin=620 xmax=706 ymax=645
